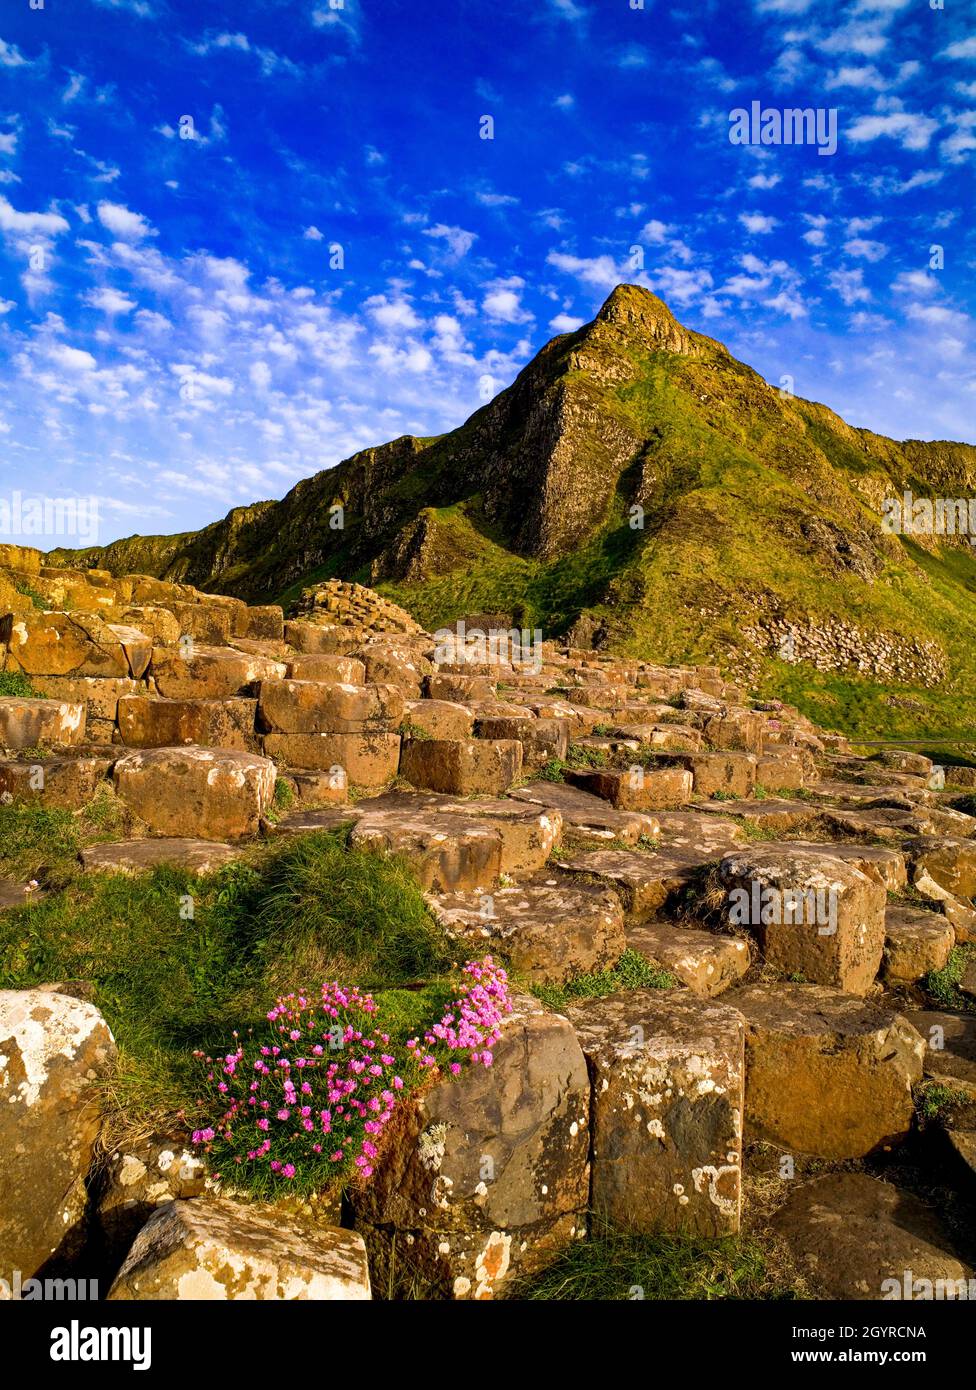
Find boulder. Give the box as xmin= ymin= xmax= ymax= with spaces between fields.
xmin=565 ymin=765 xmax=693 ymax=811
xmin=718 ymin=845 xmax=886 ymax=995
xmin=262 ymin=732 xmax=400 ymax=788
xmin=284 ymin=654 xmax=366 ymax=684
xmin=113 ymin=746 xmax=276 ymax=840
xmin=0 ymin=697 xmax=86 ymax=751
xmin=353 ymin=993 xmax=590 ymax=1299
xmin=257 ymin=680 xmax=404 ymax=735
xmin=882 ymin=907 xmax=954 ymax=985
xmin=402 ymin=699 xmax=474 ymax=741
xmin=232 ymin=605 xmax=284 ymax=642
xmin=627 ymin=921 xmax=751 ymax=997
xmin=909 ymin=838 xmax=976 ymax=900
xmin=0 ymin=990 xmax=116 ymax=1277
xmin=730 ymin=983 xmax=924 ymax=1158
xmin=770 ymin=1173 xmax=972 ymax=1300
xmin=97 ymin=1138 xmax=210 ymax=1260
xmin=909 ymin=1010 xmax=976 ymax=1085
xmin=150 ymin=645 xmax=286 ymax=700
xmin=429 ymin=878 xmax=625 ymax=984
xmin=349 ymin=806 xmax=502 ymax=892
xmin=118 ymin=696 xmax=258 ymax=751
xmin=400 ymin=738 xmax=523 ymax=797
xmin=425 ymin=673 xmax=497 ymax=704
xmin=0 ymin=754 xmax=113 ymax=808
xmin=567 ymin=989 xmax=745 ymax=1235
xmin=4 ymin=612 xmax=151 ymax=679
xmin=108 ymin=1199 xmax=371 ymax=1300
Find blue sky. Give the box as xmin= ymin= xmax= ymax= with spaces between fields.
xmin=0 ymin=0 xmax=974 ymax=548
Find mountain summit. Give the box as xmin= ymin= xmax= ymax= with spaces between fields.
xmin=53 ymin=284 xmax=976 ymax=736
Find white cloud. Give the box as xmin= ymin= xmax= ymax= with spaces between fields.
xmin=422 ymin=223 xmax=477 ymax=259
xmin=550 ymin=313 xmax=584 ymax=333
xmin=482 ymin=277 xmax=533 ymax=324
xmin=0 ymin=38 xmax=29 ymax=68
xmin=0 ymin=197 xmax=69 ymax=237
xmin=96 ymin=201 xmax=156 ymax=240
xmin=365 ymin=294 xmax=421 ymax=331
xmin=47 ymin=342 xmax=98 ymax=372
xmin=828 ymin=267 xmax=870 ymax=305
xmin=303 ymin=225 xmax=324 ymax=241
xmin=547 ymin=251 xmax=621 ymax=291
xmin=748 ymin=172 xmax=781 ymax=190
xmin=941 ymin=37 xmax=976 ymax=60
xmin=739 ymin=212 xmax=778 ymax=234
xmin=848 ymin=112 xmax=938 ymax=150
xmin=844 ymin=237 xmax=888 ymax=261
xmin=84 ymin=287 xmax=137 ymax=314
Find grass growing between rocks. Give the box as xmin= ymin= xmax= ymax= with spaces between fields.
xmin=510 ymin=1217 xmax=796 ymax=1300
xmin=925 ymin=944 xmax=976 ymax=1014
xmin=0 ymin=790 xmax=129 ymax=885
xmin=0 ymin=828 xmax=459 ymax=1165
xmin=0 ymin=669 xmax=35 ymax=697
xmin=531 ymin=949 xmax=676 ymax=1012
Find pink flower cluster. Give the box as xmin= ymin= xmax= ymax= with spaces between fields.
xmin=192 ymin=957 xmax=512 ymax=1186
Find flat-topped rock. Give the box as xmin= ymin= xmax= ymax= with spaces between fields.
xmin=402 ymin=698 xmax=474 ymax=741
xmin=257 ymin=679 xmax=404 ymax=734
xmin=349 ymin=806 xmax=503 ymax=892
xmin=908 ymin=837 xmax=976 ymax=899
xmin=729 ymin=982 xmax=924 ymax=1158
xmin=566 ymin=989 xmax=745 ymax=1235
xmin=883 ymin=907 xmax=954 ymax=984
xmin=400 ymin=737 xmax=523 ymax=797
xmin=627 ymin=921 xmax=750 ymax=997
xmin=771 ymin=1173 xmax=972 ymax=1300
xmin=284 ymin=654 xmax=366 ymax=683
xmin=4 ymin=611 xmax=151 ymax=680
xmin=262 ymin=731 xmax=400 ymax=787
xmin=118 ymin=695 xmax=258 ymax=751
xmin=785 ymin=840 xmax=908 ymax=893
xmin=565 ymin=765 xmax=693 ymax=811
xmin=113 ymin=746 xmax=277 ymax=841
xmin=0 ymin=697 xmax=86 ymax=751
xmin=150 ymin=645 xmax=286 ymax=700
xmin=560 ymin=847 xmax=709 ymax=918
xmin=429 ymin=876 xmax=625 ymax=984
xmin=108 ymin=1199 xmax=371 ymax=1301
xmin=652 ymin=810 xmax=746 ymax=854
xmin=908 ymin=1009 xmax=976 ymax=1085
xmin=719 ymin=844 xmax=886 ymax=995
xmin=825 ymin=805 xmax=976 ymax=841
xmin=264 ymin=806 xmax=358 ymax=838
xmin=81 ymin=839 xmax=243 ymax=876
xmin=698 ymin=798 xmax=819 ymax=833
xmin=0 ymin=753 xmax=114 ymax=808
xmin=510 ymin=780 xmax=659 ymax=845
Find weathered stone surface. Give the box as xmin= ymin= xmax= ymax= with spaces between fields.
xmin=511 ymin=781 xmax=659 ymax=845
xmin=786 ymin=840 xmax=908 ymax=894
xmin=429 ymin=878 xmax=625 ymax=984
xmin=258 ymin=679 xmax=404 ymax=735
xmin=281 ymin=768 xmax=350 ymax=808
xmin=262 ymin=732 xmax=400 ymax=787
xmin=97 ymin=1138 xmax=210 ymax=1260
xmin=0 ymin=754 xmax=113 ymax=808
xmin=627 ymin=921 xmax=750 ymax=997
xmin=150 ymin=645 xmax=286 ymax=700
xmin=699 ymin=798 xmax=819 ymax=834
xmin=4 ymin=612 xmax=151 ymax=679
xmin=567 ymin=989 xmax=745 ymax=1235
xmin=909 ymin=1010 xmax=976 ymax=1085
xmin=0 ymin=698 xmax=86 ymax=751
xmin=653 ymin=810 xmax=746 ymax=854
xmin=561 ymin=849 xmax=690 ymax=918
xmin=719 ymin=845 xmax=886 ymax=995
xmin=0 ymin=990 xmax=117 ymax=1277
xmin=117 ymin=605 xmax=182 ymax=648
xmin=565 ymin=765 xmax=693 ymax=811
xmin=700 ymin=707 xmax=763 ymax=753
xmin=232 ymin=605 xmax=284 ymax=642
xmin=883 ymin=907 xmax=954 ymax=985
xmin=118 ymin=696 xmax=258 ymax=750
xmin=665 ymin=750 xmax=758 ymax=799
xmin=731 ymin=983 xmax=924 ymax=1158
xmin=421 ymin=795 xmax=561 ymax=875
xmin=29 ymin=674 xmax=141 ymax=724
xmin=360 ymin=641 xmax=431 ymax=696
xmin=874 ymin=749 xmax=934 ymax=777
xmin=911 ymin=871 xmax=976 ymax=943
xmin=770 ymin=1173 xmax=972 ymax=1300
xmin=113 ymin=746 xmax=276 ymax=840
xmin=108 ymin=1199 xmax=371 ymax=1300
xmin=426 ymin=673 xmax=496 ymax=704
xmin=353 ymin=993 xmax=589 ymax=1299
xmin=826 ymin=806 xmax=976 ymax=842
xmin=400 ymin=738 xmax=522 ymax=797
xmin=284 ymin=654 xmax=366 ymax=684
xmin=81 ymin=838 xmax=242 ymax=876
xmin=756 ymin=751 xmax=808 ymax=792
xmin=402 ymin=699 xmax=474 ymax=741
xmin=908 ymin=837 xmax=976 ymax=900
xmin=283 ymin=620 xmax=363 ymax=656
xmin=350 ymin=807 xmax=502 ymax=892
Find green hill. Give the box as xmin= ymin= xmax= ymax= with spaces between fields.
xmin=51 ymin=284 xmax=976 ymax=740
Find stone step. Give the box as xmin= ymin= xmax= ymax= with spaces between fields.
xmin=564 ymin=765 xmax=693 ymax=811
xmin=113 ymin=746 xmax=277 ymax=841
xmin=882 ymin=906 xmax=954 ymax=984
xmin=257 ymin=679 xmax=404 ymax=735
xmin=428 ymin=876 xmax=625 ymax=984
xmin=626 ymin=920 xmax=750 ymax=997
xmin=0 ymin=753 xmax=114 ymax=808
xmin=81 ymin=839 xmax=242 ymax=875
xmin=0 ymin=697 xmax=87 ymax=751
xmin=118 ymin=695 xmax=258 ymax=750
xmin=510 ymin=780 xmax=659 ymax=845
xmin=399 ymin=738 xmax=523 ymax=797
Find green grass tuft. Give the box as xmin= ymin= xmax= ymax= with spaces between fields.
xmin=533 ymin=949 xmax=677 ymax=1012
